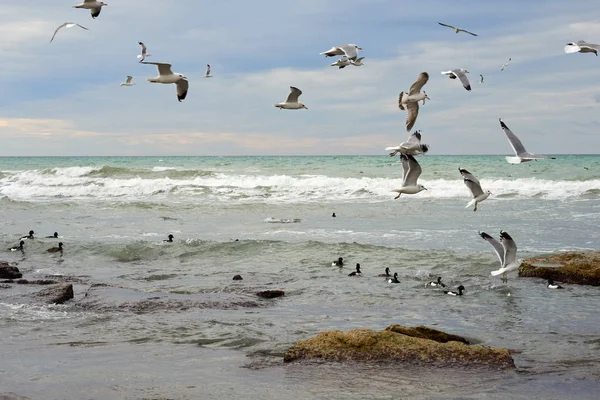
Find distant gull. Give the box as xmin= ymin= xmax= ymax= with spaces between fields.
xmin=501 ymin=58 xmax=512 ymax=71
xmin=49 ymin=22 xmax=89 ymax=43
xmin=73 ymin=0 xmax=108 ymax=19
xmin=352 ymin=57 xmax=365 ymax=66
xmin=330 ymin=56 xmax=365 ymax=69
xmin=141 ymin=62 xmax=188 ymax=102
xmin=203 ymin=64 xmax=213 ymax=78
xmin=499 ymin=118 xmax=546 ymax=164
xmin=564 ymin=40 xmax=599 ymax=56
xmin=137 ymin=42 xmax=150 ymax=62
xmin=479 ymin=74 xmax=484 ymax=83
xmin=120 ymin=76 xmax=135 ymax=86
xmin=479 ymin=230 xmax=523 ymax=283
xmin=274 ymin=86 xmax=308 ymax=110
xmin=392 ymin=153 xmax=427 ymax=199
xmin=398 ymin=72 xmax=430 ymax=131
xmin=442 ymin=69 xmax=471 ymax=91
xmin=438 ymin=22 xmax=478 ymax=36
xmin=320 ymin=44 xmax=363 ymax=61
xmin=386 ymin=130 xmax=429 ymax=157
xmin=459 ymin=167 xmax=491 ymax=212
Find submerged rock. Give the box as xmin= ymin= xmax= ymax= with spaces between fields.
xmin=0 ymin=263 xmax=22 ymax=279
xmin=36 ymin=283 xmax=74 ymax=304
xmin=233 ymin=275 xmax=243 ymax=281
xmin=256 ymin=290 xmax=285 ymax=299
xmin=284 ymin=325 xmax=514 ymax=369
xmin=519 ymin=251 xmax=600 ymax=286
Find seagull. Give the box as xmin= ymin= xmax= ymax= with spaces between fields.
xmin=499 ymin=118 xmax=546 ymax=164
xmin=73 ymin=0 xmax=108 ymax=19
xmin=137 ymin=42 xmax=150 ymax=62
xmin=441 ymin=69 xmax=471 ymax=91
xmin=501 ymin=58 xmax=512 ymax=71
xmin=203 ymin=64 xmax=213 ymax=78
xmin=564 ymin=40 xmax=599 ymax=56
xmin=274 ymin=86 xmax=308 ymax=110
xmin=392 ymin=154 xmax=427 ymax=199
xmin=479 ymin=74 xmax=484 ymax=83
xmin=320 ymin=44 xmax=363 ymax=61
xmin=330 ymin=57 xmax=352 ymax=69
xmin=547 ymin=279 xmax=564 ymax=289
xmin=49 ymin=22 xmax=89 ymax=43
xmin=438 ymin=23 xmax=478 ymax=36
xmin=120 ymin=76 xmax=135 ymax=86
xmin=386 ymin=130 xmax=429 ymax=157
xmin=459 ymin=167 xmax=491 ymax=212
xmin=398 ymin=72 xmax=430 ymax=131
xmin=352 ymin=57 xmax=365 ymax=66
xmin=479 ymin=230 xmax=523 ymax=283
xmin=141 ymin=62 xmax=188 ymax=102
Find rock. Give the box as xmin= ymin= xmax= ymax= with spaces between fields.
xmin=519 ymin=251 xmax=600 ymax=286
xmin=256 ymin=290 xmax=285 ymax=299
xmin=283 ymin=325 xmax=515 ymax=369
xmin=233 ymin=275 xmax=243 ymax=281
xmin=0 ymin=393 xmax=32 ymax=400
xmin=16 ymin=279 xmax=58 ymax=285
xmin=0 ymin=263 xmax=22 ymax=279
xmin=36 ymin=283 xmax=74 ymax=304
xmin=386 ymin=325 xmax=471 ymax=345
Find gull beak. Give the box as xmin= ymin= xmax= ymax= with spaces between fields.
xmin=358 ymin=47 xmax=363 ymax=51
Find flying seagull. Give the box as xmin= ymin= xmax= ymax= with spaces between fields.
xmin=459 ymin=167 xmax=491 ymax=212
xmin=442 ymin=69 xmax=471 ymax=91
xmin=501 ymin=58 xmax=512 ymax=71
xmin=73 ymin=0 xmax=108 ymax=19
xmin=330 ymin=57 xmax=352 ymax=69
xmin=386 ymin=130 xmax=429 ymax=157
xmin=137 ymin=42 xmax=150 ymax=62
xmin=203 ymin=64 xmax=212 ymax=78
xmin=392 ymin=154 xmax=427 ymax=199
xmin=499 ymin=118 xmax=546 ymax=164
xmin=438 ymin=22 xmax=478 ymax=36
xmin=141 ymin=62 xmax=188 ymax=102
xmin=320 ymin=44 xmax=363 ymax=61
xmin=120 ymin=76 xmax=135 ymax=86
xmin=479 ymin=230 xmax=523 ymax=283
xmin=274 ymin=87 xmax=308 ymax=110
xmin=352 ymin=57 xmax=365 ymax=66
xmin=49 ymin=22 xmax=89 ymax=43
xmin=564 ymin=40 xmax=599 ymax=56
xmin=479 ymin=74 xmax=484 ymax=84
xmin=398 ymin=72 xmax=430 ymax=131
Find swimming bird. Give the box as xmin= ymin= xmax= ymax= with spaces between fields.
xmin=459 ymin=167 xmax=491 ymax=212
xmin=499 ymin=118 xmax=546 ymax=164
xmin=387 ymin=273 xmax=400 ymax=283
xmin=392 ymin=154 xmax=427 ymax=199
xmin=274 ymin=87 xmax=308 ymax=110
xmin=479 ymin=74 xmax=484 ymax=84
xmin=9 ymin=241 xmax=25 ymax=252
xmin=45 ymin=232 xmax=59 ymax=238
xmin=320 ymin=44 xmax=363 ymax=61
xmin=203 ymin=64 xmax=213 ymax=78
xmin=479 ymin=230 xmax=523 ymax=283
xmin=378 ymin=267 xmax=392 ymax=277
xmin=398 ymin=72 xmax=430 ymax=131
xmin=49 ymin=22 xmax=89 ymax=43
xmin=437 ymin=23 xmax=478 ymax=36
xmin=141 ymin=62 xmax=188 ymax=102
xmin=444 ymin=285 xmax=465 ymax=296
xmin=137 ymin=42 xmax=150 ymax=62
xmin=164 ymin=234 xmax=174 ymax=243
xmin=20 ymin=230 xmax=34 ymax=240
xmin=332 ymin=212 xmax=336 ymax=218
xmin=426 ymin=277 xmax=446 ymax=288
xmin=547 ymin=279 xmax=564 ymax=289
xmin=47 ymin=242 xmax=63 ymax=253
xmin=386 ymin=130 xmax=429 ymax=157
xmin=564 ymin=40 xmax=599 ymax=56
xmin=441 ymin=69 xmax=471 ymax=91
xmin=120 ymin=76 xmax=135 ymax=86
xmin=73 ymin=0 xmax=107 ymax=19
xmin=501 ymin=58 xmax=512 ymax=71
xmin=330 ymin=57 xmax=352 ymax=69
xmin=332 ymin=257 xmax=344 ymax=267
xmin=348 ymin=263 xmax=362 ymax=277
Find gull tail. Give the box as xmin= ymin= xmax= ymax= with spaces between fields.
xmin=491 ymin=267 xmax=509 ymax=277
xmin=465 ymin=199 xmax=476 ymax=209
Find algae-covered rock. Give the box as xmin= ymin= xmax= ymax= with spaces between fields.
xmin=386 ymin=325 xmax=471 ymax=345
xmin=284 ymin=326 xmax=514 ymax=369
xmin=519 ymin=251 xmax=600 ymax=286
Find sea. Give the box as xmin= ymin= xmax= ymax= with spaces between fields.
xmin=0 ymin=155 xmax=599 ymax=399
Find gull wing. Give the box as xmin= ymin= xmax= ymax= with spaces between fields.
xmin=438 ymin=22 xmax=456 ymax=30
xmin=125 ymin=76 xmax=133 ymax=84
xmin=286 ymin=87 xmax=302 ymax=103
xmin=499 ymin=119 xmax=528 ymax=157
xmin=142 ymin=62 xmax=174 ymax=76
xmin=459 ymin=168 xmax=484 ymax=198
xmin=500 ymin=231 xmax=517 ymax=266
xmin=320 ymin=46 xmax=344 ymax=57
xmin=176 ymin=78 xmax=188 ymax=102
xmin=453 ymin=69 xmax=471 ymax=91
xmin=83 ymin=0 xmax=97 ymax=3
xmin=90 ymin=7 xmax=102 ymax=18
xmin=458 ymin=28 xmax=478 ymax=36
xmin=339 ymin=44 xmax=359 ymax=61
xmin=49 ymin=22 xmax=88 ymax=43
xmin=401 ymin=154 xmax=422 ymax=186
xmin=479 ymin=231 xmax=505 ymax=266
xmin=578 ymin=41 xmax=600 ymax=50
xmin=400 ymin=153 xmax=410 ymax=183
xmin=138 ymin=42 xmax=148 ymax=55
xmin=206 ymin=64 xmax=211 ymax=76
xmin=405 ymin=102 xmax=419 ymax=132
xmin=408 ymin=72 xmax=429 ymax=95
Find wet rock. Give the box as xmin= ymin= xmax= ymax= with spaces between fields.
xmin=36 ymin=283 xmax=74 ymax=304
xmin=256 ymin=290 xmax=285 ymax=299
xmin=16 ymin=279 xmax=57 ymax=285
xmin=386 ymin=325 xmax=471 ymax=345
xmin=0 ymin=263 xmax=22 ymax=279
xmin=519 ymin=251 xmax=600 ymax=286
xmin=233 ymin=275 xmax=243 ymax=281
xmin=284 ymin=325 xmax=514 ymax=369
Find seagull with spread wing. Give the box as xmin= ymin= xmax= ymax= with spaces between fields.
xmin=49 ymin=22 xmax=89 ymax=43
xmin=137 ymin=42 xmax=151 ymax=62
xmin=274 ymin=87 xmax=308 ymax=110
xmin=386 ymin=130 xmax=429 ymax=157
xmin=73 ymin=0 xmax=107 ymax=19
xmin=442 ymin=69 xmax=471 ymax=91
xmin=499 ymin=118 xmax=546 ymax=164
xmin=392 ymin=154 xmax=427 ymax=199
xmin=141 ymin=62 xmax=188 ymax=102
xmin=479 ymin=231 xmax=523 ymax=283
xmin=398 ymin=72 xmax=430 ymax=132
xmin=564 ymin=40 xmax=599 ymax=56
xmin=438 ymin=22 xmax=478 ymax=36
xmin=459 ymin=167 xmax=491 ymax=212
xmin=120 ymin=76 xmax=135 ymax=86
xmin=203 ymin=64 xmax=213 ymax=78
xmin=320 ymin=44 xmax=363 ymax=62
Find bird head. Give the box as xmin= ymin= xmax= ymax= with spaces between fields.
xmin=300 ymin=104 xmax=308 ymax=110
xmin=423 ymin=91 xmax=430 ymax=102
xmin=486 ymin=190 xmax=492 ymax=195
xmin=101 ymin=2 xmax=108 ymax=5
xmin=457 ymin=285 xmax=465 ymax=291
xmin=418 ymin=185 xmax=427 ymax=192
xmin=464 ymin=69 xmax=470 ymax=74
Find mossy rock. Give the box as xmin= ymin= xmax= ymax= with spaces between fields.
xmin=386 ymin=325 xmax=471 ymax=344
xmin=284 ymin=326 xmax=514 ymax=369
xmin=519 ymin=251 xmax=600 ymax=286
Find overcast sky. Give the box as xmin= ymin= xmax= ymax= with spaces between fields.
xmin=1 ymin=0 xmax=599 ymax=156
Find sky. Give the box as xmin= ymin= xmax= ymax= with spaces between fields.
xmin=1 ymin=0 xmax=600 ymax=156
